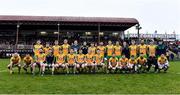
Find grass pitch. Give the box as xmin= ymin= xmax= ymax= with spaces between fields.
xmin=0 ymin=59 xmax=180 ymax=94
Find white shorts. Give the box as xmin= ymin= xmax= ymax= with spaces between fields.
xmin=44 ymin=63 xmax=54 ymax=67
xmin=94 ymin=63 xmax=104 ymax=66
xmin=54 ymin=64 xmax=65 ymax=68
xmin=66 ymin=63 xmax=76 ymax=67
xmin=127 ymin=63 xmax=134 ymax=69
xmin=108 ymin=65 xmax=117 ymax=70
xmin=85 ymin=63 xmax=95 ymax=67
xmin=158 ymin=62 xmax=169 ymax=69
xmin=117 ymin=65 xmax=127 ymax=69
xmin=33 ymin=62 xmax=44 ymax=67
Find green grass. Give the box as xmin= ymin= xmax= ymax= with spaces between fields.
xmin=0 ymin=59 xmax=180 ymax=94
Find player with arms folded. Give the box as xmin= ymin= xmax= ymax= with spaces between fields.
xmin=85 ymin=49 xmax=95 ymax=73
xmin=129 ymin=40 xmax=138 ymax=58
xmin=127 ymin=55 xmax=137 ymax=73
xmin=108 ymin=53 xmax=118 ymax=73
xmin=76 ymin=49 xmax=85 ymax=73
xmin=137 ymin=53 xmax=148 ymax=73
xmin=94 ymin=49 xmax=106 ymax=73
xmin=66 ymin=49 xmax=76 ymax=74
xmin=117 ymin=55 xmax=128 ymax=73
xmin=32 ymin=48 xmax=46 ymax=76
xmin=54 ymin=50 xmax=66 ymax=73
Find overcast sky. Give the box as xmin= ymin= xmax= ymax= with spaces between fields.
xmin=0 ymin=0 xmax=179 ymax=34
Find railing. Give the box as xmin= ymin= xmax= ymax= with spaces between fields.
xmin=0 ymin=45 xmax=33 ymax=58
xmin=0 ymin=44 xmax=33 ymax=49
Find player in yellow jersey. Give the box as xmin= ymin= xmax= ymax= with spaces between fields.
xmin=117 ymin=55 xmax=128 ymax=73
xmin=7 ymin=53 xmax=21 ymax=74
xmin=85 ymin=49 xmax=94 ymax=73
xmin=94 ymin=49 xmax=106 ymax=73
xmin=43 ymin=42 xmax=52 ymax=55
xmin=33 ymin=40 xmax=43 ymax=56
xmin=147 ymin=41 xmax=158 ymax=72
xmin=62 ymin=39 xmax=70 ymax=55
xmin=32 ymin=48 xmax=46 ymax=76
xmin=76 ymin=49 xmax=85 ymax=73
xmin=148 ymin=41 xmax=157 ymax=57
xmin=106 ymin=40 xmax=114 ymax=59
xmin=127 ymin=55 xmax=137 ymax=73
xmin=66 ymin=49 xmax=76 ymax=74
xmin=23 ymin=54 xmax=33 ymax=73
xmin=114 ymin=41 xmax=122 ymax=59
xmin=129 ymin=40 xmax=138 ymax=58
xmin=137 ymin=53 xmax=148 ymax=73
xmin=52 ymin=40 xmax=61 ymax=57
xmin=108 ymin=53 xmax=118 ymax=73
xmin=97 ymin=42 xmax=105 ymax=57
xmin=88 ymin=43 xmax=96 ymax=55
xmin=157 ymin=54 xmax=169 ymax=73
xmin=54 ymin=50 xmax=66 ymax=72
xmin=138 ymin=40 xmax=148 ymax=57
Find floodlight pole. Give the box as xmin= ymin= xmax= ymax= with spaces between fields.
xmin=16 ymin=24 xmax=20 ymax=49
xmin=57 ymin=23 xmax=60 ymax=41
xmin=98 ymin=23 xmax=101 ymax=44
xmin=136 ymin=23 xmax=142 ymax=44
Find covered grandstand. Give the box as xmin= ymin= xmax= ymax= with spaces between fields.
xmin=0 ymin=15 xmax=138 ymax=57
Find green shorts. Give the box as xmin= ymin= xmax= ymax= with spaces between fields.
xmin=116 ymin=56 xmax=122 ymax=59
xmin=143 ymin=55 xmax=148 ymax=58
xmin=106 ymin=56 xmax=112 ymax=59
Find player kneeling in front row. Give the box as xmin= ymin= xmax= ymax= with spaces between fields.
xmin=7 ymin=53 xmax=21 ymax=74
xmin=117 ymin=55 xmax=128 ymax=73
xmin=54 ymin=50 xmax=66 ymax=73
xmin=76 ymin=49 xmax=86 ymax=73
xmin=66 ymin=49 xmax=76 ymax=74
xmin=137 ymin=53 xmax=148 ymax=73
xmin=32 ymin=49 xmax=46 ymax=76
xmin=94 ymin=49 xmax=106 ymax=73
xmin=23 ymin=54 xmax=33 ymax=74
xmin=127 ymin=55 xmax=137 ymax=73
xmin=108 ymin=53 xmax=118 ymax=73
xmin=157 ymin=54 xmax=169 ymax=73
xmin=44 ymin=50 xmax=56 ymax=75
xmin=85 ymin=49 xmax=95 ymax=73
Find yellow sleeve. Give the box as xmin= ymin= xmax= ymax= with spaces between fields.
xmin=157 ymin=58 xmax=161 ymax=62
xmin=128 ymin=59 xmax=131 ymax=63
xmin=10 ymin=57 xmax=13 ymax=62
xmin=109 ymin=58 xmax=112 ymax=62
xmin=23 ymin=57 xmax=26 ymax=62
xmin=30 ymin=57 xmax=34 ymax=62
xmin=116 ymin=58 xmax=118 ymax=61
xmin=145 ymin=58 xmax=147 ymax=62
xmin=18 ymin=56 xmax=21 ymax=63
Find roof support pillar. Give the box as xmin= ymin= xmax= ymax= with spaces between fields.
xmin=98 ymin=23 xmax=101 ymax=44
xmin=15 ymin=24 xmax=20 ymax=49
xmin=136 ymin=23 xmax=142 ymax=43
xmin=57 ymin=23 xmax=60 ymax=41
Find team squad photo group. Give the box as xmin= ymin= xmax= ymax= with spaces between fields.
xmin=8 ymin=39 xmax=170 ymax=76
